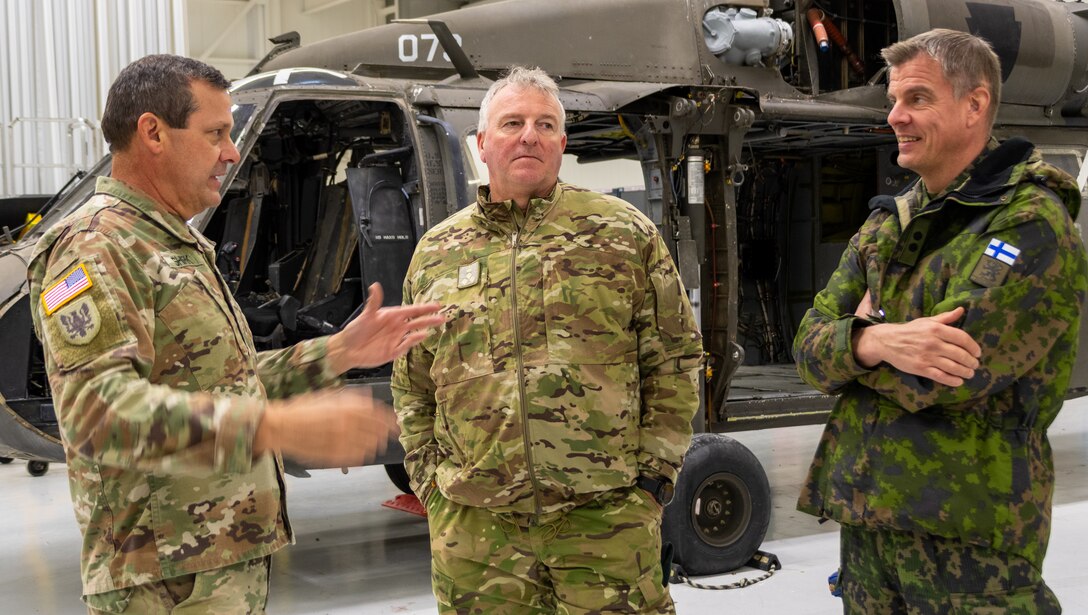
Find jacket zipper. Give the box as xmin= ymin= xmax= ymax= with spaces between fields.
xmin=510 ymin=229 xmax=542 ymax=517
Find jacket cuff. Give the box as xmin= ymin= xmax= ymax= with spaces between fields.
xmin=213 ymin=395 xmax=264 ymax=474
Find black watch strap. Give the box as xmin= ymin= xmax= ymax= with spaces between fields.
xmin=636 ymin=475 xmax=672 ymax=505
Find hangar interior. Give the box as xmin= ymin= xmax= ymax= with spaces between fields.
xmin=2 ymin=0 xmax=1088 ymax=613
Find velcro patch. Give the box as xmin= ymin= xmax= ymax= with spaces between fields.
xmin=164 ymin=252 xmax=199 ymax=268
xmin=970 ymin=253 xmax=1011 ymax=288
xmin=42 ymin=263 xmax=93 ymax=315
xmin=55 ymin=296 xmax=101 ymax=346
xmin=457 ymin=261 xmax=480 ymax=288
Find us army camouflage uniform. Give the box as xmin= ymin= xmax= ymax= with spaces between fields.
xmin=28 ymin=177 xmax=343 ymax=610
xmin=392 ymin=183 xmax=703 ymax=613
xmin=795 ymin=138 xmax=1086 ymax=612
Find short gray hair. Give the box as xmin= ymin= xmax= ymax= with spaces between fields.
xmin=477 ymin=66 xmax=566 ymax=133
xmin=881 ymin=29 xmax=1002 ymax=126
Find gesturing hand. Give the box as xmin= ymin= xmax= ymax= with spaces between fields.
xmin=327 ymin=283 xmax=444 ymax=373
xmin=253 ymin=387 xmax=400 ymax=468
xmin=853 ymin=306 xmax=982 ymax=387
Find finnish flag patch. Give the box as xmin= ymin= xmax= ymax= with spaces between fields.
xmin=971 ymin=238 xmax=1020 ymax=287
xmin=984 ymin=238 xmax=1020 ymax=266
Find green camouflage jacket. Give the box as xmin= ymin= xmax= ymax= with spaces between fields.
xmin=795 ymin=138 xmax=1088 ymax=567
xmin=28 ymin=177 xmax=341 ymax=595
xmin=392 ymin=183 xmax=702 ymax=516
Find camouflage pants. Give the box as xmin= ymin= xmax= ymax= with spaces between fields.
xmin=84 ymin=556 xmax=270 ymax=614
xmin=839 ymin=525 xmax=1061 ymax=614
xmin=426 ymin=485 xmax=673 ymax=614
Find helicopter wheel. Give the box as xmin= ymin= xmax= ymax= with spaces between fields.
xmin=0 ymin=456 xmax=13 ymax=464
xmin=27 ymin=461 xmax=49 ymax=477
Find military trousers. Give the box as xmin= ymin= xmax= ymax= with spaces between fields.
xmin=84 ymin=556 xmax=270 ymax=614
xmin=426 ymin=485 xmax=673 ymax=614
xmin=839 ymin=524 xmax=1061 ymax=614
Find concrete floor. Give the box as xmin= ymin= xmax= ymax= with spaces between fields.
xmin=2 ymin=401 xmax=1087 ymax=614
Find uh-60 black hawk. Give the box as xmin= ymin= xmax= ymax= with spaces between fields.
xmin=1 ymin=0 xmax=1087 ymax=577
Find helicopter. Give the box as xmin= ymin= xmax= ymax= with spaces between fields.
xmin=1 ymin=0 xmax=1086 ymax=576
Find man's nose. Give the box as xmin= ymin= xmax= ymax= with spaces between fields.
xmin=222 ymin=137 xmax=241 ymax=164
xmin=887 ymin=102 xmax=908 ymax=127
xmin=519 ymin=124 xmax=540 ymax=145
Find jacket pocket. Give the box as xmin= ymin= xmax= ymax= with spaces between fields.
xmin=424 ymin=260 xmax=495 ymax=386
xmin=155 ymin=269 xmax=251 ymax=391
xmin=543 ymin=250 xmax=637 ymax=365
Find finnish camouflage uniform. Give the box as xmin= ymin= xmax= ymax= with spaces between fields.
xmin=28 ymin=177 xmax=343 ymax=612
xmin=795 ymin=138 xmax=1087 ymax=613
xmin=392 ymin=183 xmax=703 ymax=613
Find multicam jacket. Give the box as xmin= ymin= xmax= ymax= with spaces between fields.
xmin=795 ymin=138 xmax=1088 ymax=567
xmin=392 ymin=182 xmax=703 ymax=516
xmin=28 ymin=177 xmax=342 ymax=595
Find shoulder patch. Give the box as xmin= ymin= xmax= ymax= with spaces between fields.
xmin=970 ymin=253 xmax=1012 ymax=288
xmin=42 ymin=263 xmax=94 ymax=316
xmin=54 ymin=297 xmax=101 ymax=346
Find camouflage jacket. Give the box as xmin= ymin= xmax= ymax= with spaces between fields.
xmin=391 ymin=183 xmax=702 ymax=516
xmin=794 ymin=138 xmax=1088 ymax=567
xmin=28 ymin=177 xmax=342 ymax=595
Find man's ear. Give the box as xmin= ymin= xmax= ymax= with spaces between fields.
xmin=135 ymin=112 xmax=166 ymax=154
xmin=476 ymin=131 xmax=487 ymax=163
xmin=965 ymin=86 xmax=991 ymax=128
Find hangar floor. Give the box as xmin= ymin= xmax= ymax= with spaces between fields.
xmin=2 ymin=401 xmax=1086 ymax=614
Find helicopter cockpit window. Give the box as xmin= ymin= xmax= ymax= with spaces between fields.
xmin=204 ymin=97 xmax=418 ymax=373
xmin=230 ymin=103 xmax=258 ymax=145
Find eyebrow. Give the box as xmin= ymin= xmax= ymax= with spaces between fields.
xmin=887 ymin=84 xmax=934 ymax=102
xmin=496 ymin=112 xmax=559 ymax=123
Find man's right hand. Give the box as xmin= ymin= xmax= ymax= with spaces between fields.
xmin=252 ymin=388 xmax=399 ymax=467
xmin=852 ymin=306 xmax=982 ymax=387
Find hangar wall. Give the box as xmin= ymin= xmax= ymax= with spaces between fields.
xmin=0 ymin=0 xmax=187 ymax=199
xmin=0 ymin=0 xmax=484 ymax=199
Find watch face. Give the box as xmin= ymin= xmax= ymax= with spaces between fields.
xmin=661 ymin=484 xmax=675 ymax=505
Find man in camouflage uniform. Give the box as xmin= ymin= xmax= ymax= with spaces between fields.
xmin=795 ymin=29 xmax=1087 ymax=613
xmin=392 ymin=66 xmax=703 ymax=613
xmin=28 ymin=55 xmax=442 ymax=614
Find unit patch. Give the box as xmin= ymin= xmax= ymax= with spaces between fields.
xmin=42 ymin=263 xmax=93 ymax=315
xmin=457 ymin=261 xmax=481 ymax=288
xmin=55 ymin=296 xmax=101 ymax=346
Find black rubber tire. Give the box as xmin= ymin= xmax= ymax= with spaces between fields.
xmin=27 ymin=461 xmax=49 ymax=477
xmin=384 ymin=463 xmax=414 ymax=495
xmin=662 ymin=433 xmax=771 ymax=576
xmin=0 ymin=457 xmax=13 ymax=464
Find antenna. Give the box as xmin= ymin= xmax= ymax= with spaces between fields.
xmin=394 ymin=18 xmax=478 ymax=80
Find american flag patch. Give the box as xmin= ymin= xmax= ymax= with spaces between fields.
xmin=42 ymin=263 xmax=93 ymax=316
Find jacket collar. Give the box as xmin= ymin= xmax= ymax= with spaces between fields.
xmin=870 ymin=136 xmax=1033 ymax=215
xmin=95 ymin=176 xmax=207 ymax=248
xmin=473 ymin=182 xmax=562 ymax=235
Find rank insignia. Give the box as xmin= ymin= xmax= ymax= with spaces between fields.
xmin=42 ymin=263 xmax=93 ymax=315
xmin=56 ymin=296 xmax=101 ymax=346
xmin=457 ymin=261 xmax=481 ymax=288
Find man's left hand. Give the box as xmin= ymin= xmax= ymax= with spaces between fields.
xmin=327 ymin=283 xmax=444 ymax=373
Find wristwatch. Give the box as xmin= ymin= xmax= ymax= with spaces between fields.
xmin=636 ymin=475 xmax=675 ymax=506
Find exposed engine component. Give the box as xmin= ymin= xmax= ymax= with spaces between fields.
xmin=703 ymin=6 xmax=793 ymax=67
